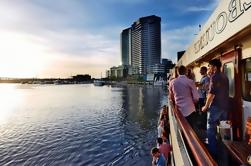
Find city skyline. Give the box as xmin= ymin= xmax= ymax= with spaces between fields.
xmin=0 ymin=0 xmax=218 ymax=78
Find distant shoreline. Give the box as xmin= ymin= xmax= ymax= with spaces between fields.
xmin=0 ymin=79 xmax=92 ymax=84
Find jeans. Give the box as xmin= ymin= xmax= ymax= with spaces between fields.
xmin=207 ymin=105 xmax=228 ymax=158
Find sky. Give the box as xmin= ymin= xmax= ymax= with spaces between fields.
xmin=0 ymin=0 xmax=219 ymax=78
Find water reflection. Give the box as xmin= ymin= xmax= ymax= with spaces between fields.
xmin=0 ymin=84 xmax=167 ymax=165
xmin=0 ymin=84 xmax=23 ymax=124
xmin=111 ymin=85 xmax=166 ymax=165
xmin=119 ymin=85 xmax=163 ymax=128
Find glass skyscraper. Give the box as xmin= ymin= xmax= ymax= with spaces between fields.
xmin=131 ymin=15 xmax=161 ymax=75
xmin=120 ymin=28 xmax=131 ymax=66
xmin=121 ymin=15 xmax=161 ymax=76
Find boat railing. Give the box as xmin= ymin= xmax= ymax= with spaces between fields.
xmin=169 ymin=100 xmax=217 ymax=166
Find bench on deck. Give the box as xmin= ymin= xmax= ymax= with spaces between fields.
xmin=223 ymin=140 xmax=251 ymax=165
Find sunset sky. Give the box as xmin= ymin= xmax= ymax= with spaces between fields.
xmin=0 ymin=0 xmax=218 ymax=78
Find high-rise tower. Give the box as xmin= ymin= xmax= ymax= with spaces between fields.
xmin=120 ymin=28 xmax=131 ymax=66
xmin=131 ymin=15 xmax=161 ymax=75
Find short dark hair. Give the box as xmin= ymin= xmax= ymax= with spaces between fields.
xmin=200 ymin=66 xmax=207 ymax=72
xmin=209 ymin=59 xmax=222 ymax=69
xmin=151 ymin=147 xmax=159 ymax=154
xmin=178 ymin=65 xmax=187 ymax=75
xmin=157 ymin=137 xmax=163 ymax=144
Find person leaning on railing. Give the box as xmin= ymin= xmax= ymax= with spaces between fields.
xmin=151 ymin=147 xmax=166 ymax=166
xmin=158 ymin=105 xmax=170 ymax=136
xmin=168 ymin=65 xmax=199 ymax=128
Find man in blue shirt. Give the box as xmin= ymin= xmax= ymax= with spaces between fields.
xmin=197 ymin=66 xmax=210 ymax=130
xmin=198 ymin=66 xmax=210 ymax=105
xmin=151 ymin=147 xmax=166 ymax=166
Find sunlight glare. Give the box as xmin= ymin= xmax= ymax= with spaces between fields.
xmin=0 ymin=84 xmax=23 ymax=124
xmin=0 ymin=31 xmax=49 ymax=78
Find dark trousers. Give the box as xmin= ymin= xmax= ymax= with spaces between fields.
xmin=186 ymin=111 xmax=197 ymax=129
xmin=198 ymin=98 xmax=206 ymax=109
xmin=198 ymin=98 xmax=207 ymax=130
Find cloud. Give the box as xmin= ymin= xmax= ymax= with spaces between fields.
xmin=0 ymin=0 xmax=220 ymax=77
xmin=40 ymin=52 xmax=119 ymax=78
xmin=167 ymin=0 xmax=218 ymax=13
xmin=0 ymin=31 xmax=120 ymax=78
xmin=184 ymin=0 xmax=219 ymax=12
xmin=0 ymin=0 xmax=122 ymax=78
xmin=186 ymin=6 xmax=212 ymax=12
xmin=162 ymin=26 xmax=198 ymax=62
xmin=106 ymin=0 xmax=146 ymax=4
xmin=161 ymin=0 xmax=220 ymax=63
xmin=0 ymin=29 xmax=120 ymax=78
xmin=40 ymin=29 xmax=118 ymax=56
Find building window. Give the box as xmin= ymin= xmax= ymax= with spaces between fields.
xmin=242 ymin=58 xmax=251 ymax=101
xmin=224 ymin=62 xmax=235 ymax=97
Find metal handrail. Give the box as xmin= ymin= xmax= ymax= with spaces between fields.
xmin=170 ymin=101 xmax=217 ymax=166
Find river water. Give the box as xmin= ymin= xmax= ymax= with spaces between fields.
xmin=0 ymin=83 xmax=167 ymax=166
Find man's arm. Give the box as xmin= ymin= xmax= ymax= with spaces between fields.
xmin=168 ymin=82 xmax=175 ymax=103
xmin=201 ymin=93 xmax=215 ymax=112
xmin=202 ymin=74 xmax=215 ymax=112
xmin=152 ymin=157 xmax=157 ymax=166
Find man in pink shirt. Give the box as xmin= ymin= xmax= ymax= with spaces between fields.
xmin=169 ymin=65 xmax=199 ymax=126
